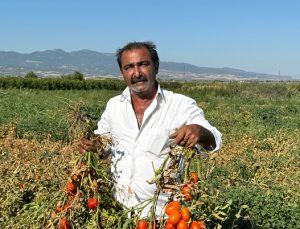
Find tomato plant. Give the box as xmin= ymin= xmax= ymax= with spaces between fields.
xmin=87 ymin=198 xmax=98 ymax=209
xmin=165 ymin=200 xmax=181 ymax=215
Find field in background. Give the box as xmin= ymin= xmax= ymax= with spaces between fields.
xmin=0 ymin=81 xmax=299 ymax=228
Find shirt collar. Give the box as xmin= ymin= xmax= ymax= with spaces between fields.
xmin=120 ymin=83 xmax=165 ymax=102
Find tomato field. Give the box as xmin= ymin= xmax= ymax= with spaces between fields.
xmin=0 ymin=80 xmax=299 ymax=228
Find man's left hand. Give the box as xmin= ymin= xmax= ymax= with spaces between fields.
xmin=169 ymin=124 xmax=216 ymax=150
xmin=169 ymin=124 xmax=202 ymax=148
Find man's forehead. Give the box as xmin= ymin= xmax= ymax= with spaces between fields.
xmin=122 ymin=47 xmax=150 ymax=57
xmin=121 ymin=48 xmax=151 ymax=63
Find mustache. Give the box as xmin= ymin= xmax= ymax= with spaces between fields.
xmin=131 ymin=75 xmax=148 ymax=84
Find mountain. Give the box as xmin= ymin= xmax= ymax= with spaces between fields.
xmin=0 ymin=49 xmax=293 ymax=80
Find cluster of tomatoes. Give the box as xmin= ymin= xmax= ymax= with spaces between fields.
xmin=53 ymin=161 xmax=100 ymax=229
xmin=181 ymin=171 xmax=199 ymax=201
xmin=136 ymin=200 xmax=205 ymax=229
xmin=137 ymin=171 xmax=206 ymax=229
xmin=164 ymin=200 xmax=206 ymax=229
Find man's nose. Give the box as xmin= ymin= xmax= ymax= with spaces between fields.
xmin=133 ymin=66 xmax=141 ymax=77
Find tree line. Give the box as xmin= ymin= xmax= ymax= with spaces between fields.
xmin=0 ymin=71 xmax=182 ymax=90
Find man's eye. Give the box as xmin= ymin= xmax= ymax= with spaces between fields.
xmin=140 ymin=62 xmax=149 ymax=66
xmin=124 ymin=65 xmax=132 ymax=70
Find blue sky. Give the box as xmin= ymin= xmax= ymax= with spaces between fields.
xmin=1 ymin=0 xmax=299 ymax=76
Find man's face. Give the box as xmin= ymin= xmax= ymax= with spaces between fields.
xmin=120 ymin=47 xmax=157 ymax=95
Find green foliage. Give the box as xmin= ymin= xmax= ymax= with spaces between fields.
xmin=0 ymin=76 xmax=126 ymax=90
xmin=222 ymin=186 xmax=300 ymax=229
xmin=24 ymin=71 xmax=38 ymax=78
xmin=61 ymin=71 xmax=85 ymax=80
xmin=0 ymin=89 xmax=119 ymax=142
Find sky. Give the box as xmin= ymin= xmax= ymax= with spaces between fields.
xmin=0 ymin=0 xmax=299 ymax=76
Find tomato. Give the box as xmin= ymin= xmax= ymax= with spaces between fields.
xmin=165 ymin=200 xmax=181 ymax=215
xmin=185 ymin=193 xmax=193 ymax=200
xmin=182 ymin=185 xmax=191 ymax=195
xmin=177 ymin=220 xmax=188 ymax=229
xmin=190 ymin=172 xmax=199 ymax=183
xmin=136 ymin=219 xmax=148 ymax=229
xmin=63 ymin=203 xmax=72 ymax=212
xmin=19 ymin=183 xmax=26 ymax=189
xmin=189 ymin=221 xmax=206 ymax=229
xmin=59 ymin=217 xmax=71 ymax=229
xmin=55 ymin=206 xmax=62 ymax=214
xmin=87 ymin=198 xmax=98 ymax=209
xmin=165 ymin=221 xmax=176 ymax=229
xmin=71 ymin=174 xmax=82 ymax=182
xmin=167 ymin=209 xmax=182 ymax=225
xmin=182 ymin=185 xmax=193 ymax=201
xmin=181 ymin=207 xmax=190 ymax=221
xmin=66 ymin=182 xmax=77 ymax=196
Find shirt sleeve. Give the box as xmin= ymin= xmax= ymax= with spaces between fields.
xmin=94 ymin=101 xmax=111 ymax=135
xmin=181 ymin=97 xmax=222 ymax=152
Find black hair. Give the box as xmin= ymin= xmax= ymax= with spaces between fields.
xmin=116 ymin=41 xmax=159 ymax=73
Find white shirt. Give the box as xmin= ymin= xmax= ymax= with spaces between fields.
xmin=94 ymin=85 xmax=222 ymax=217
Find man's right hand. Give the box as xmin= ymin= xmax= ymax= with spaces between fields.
xmin=78 ymin=137 xmax=95 ymax=153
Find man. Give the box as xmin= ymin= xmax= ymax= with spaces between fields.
xmin=80 ymin=41 xmax=222 ymax=217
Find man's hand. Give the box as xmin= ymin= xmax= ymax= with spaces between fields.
xmin=169 ymin=124 xmax=216 ymax=150
xmin=78 ymin=137 xmax=97 ymax=154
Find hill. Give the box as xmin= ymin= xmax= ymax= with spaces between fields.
xmin=0 ymin=49 xmax=293 ymax=80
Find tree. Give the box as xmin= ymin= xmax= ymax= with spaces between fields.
xmin=61 ymin=71 xmax=84 ymax=80
xmin=72 ymin=71 xmax=84 ymax=80
xmin=24 ymin=71 xmax=38 ymax=78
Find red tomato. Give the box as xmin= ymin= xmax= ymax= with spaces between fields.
xmin=189 ymin=221 xmax=206 ymax=229
xmin=167 ymin=209 xmax=182 ymax=225
xmin=177 ymin=220 xmax=188 ymax=229
xmin=165 ymin=221 xmax=176 ymax=229
xmin=136 ymin=219 xmax=148 ymax=229
xmin=87 ymin=198 xmax=98 ymax=209
xmin=66 ymin=182 xmax=77 ymax=196
xmin=55 ymin=206 xmax=62 ymax=214
xmin=63 ymin=203 xmax=72 ymax=212
xmin=59 ymin=217 xmax=71 ymax=229
xmin=182 ymin=185 xmax=191 ymax=195
xmin=182 ymin=185 xmax=193 ymax=201
xmin=181 ymin=207 xmax=190 ymax=221
xmin=185 ymin=193 xmax=193 ymax=200
xmin=165 ymin=200 xmax=181 ymax=215
xmin=71 ymin=174 xmax=82 ymax=182
xmin=190 ymin=172 xmax=199 ymax=183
